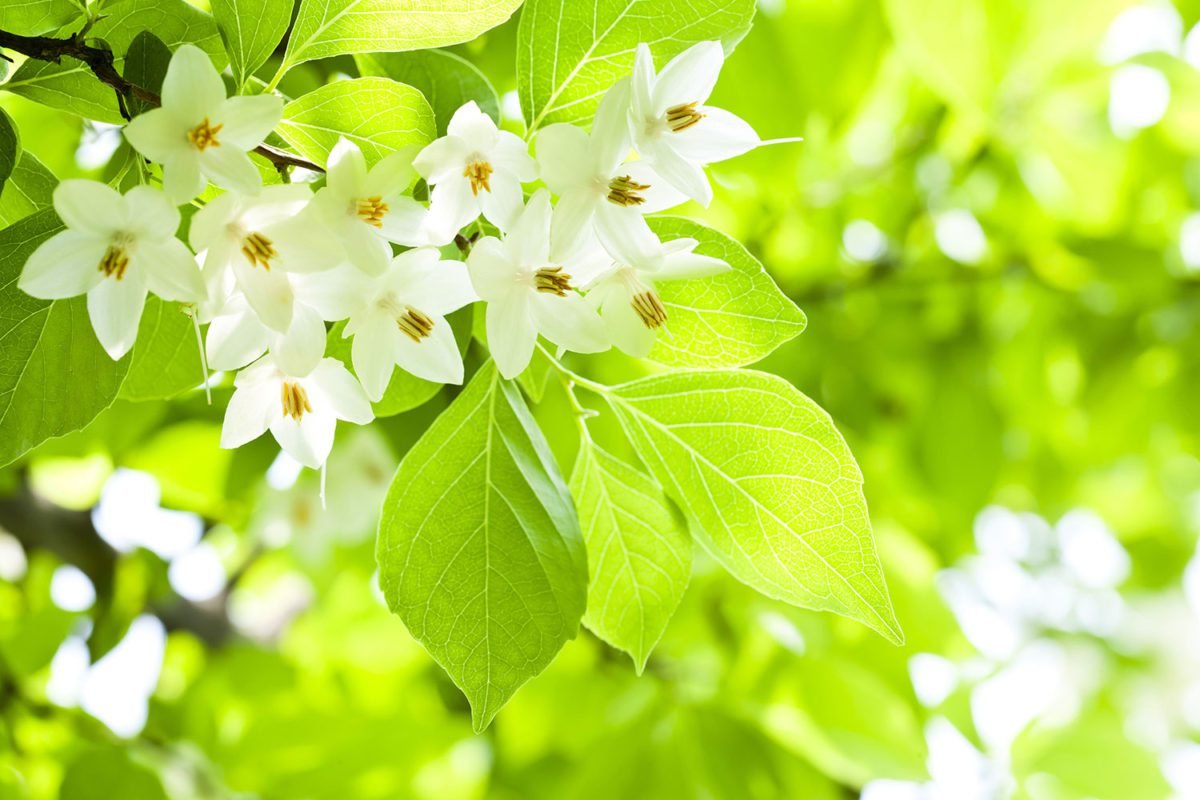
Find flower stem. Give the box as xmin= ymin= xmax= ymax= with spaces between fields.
xmin=188 ymin=307 xmax=211 ymax=405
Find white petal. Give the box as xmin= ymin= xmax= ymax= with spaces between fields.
xmin=656 ymin=247 xmax=730 ymax=281
xmin=206 ymin=308 xmax=270 ymax=371
xmin=653 ymin=41 xmax=724 ymax=112
xmin=394 ymin=316 xmax=462 ymax=385
xmin=365 ymin=146 xmax=418 ymax=196
xmin=425 ymin=178 xmax=478 ymax=242
xmin=200 ymin=146 xmax=262 ymax=195
xmin=340 ymin=221 xmax=391 ymax=276
xmin=326 ymin=137 xmax=367 ymax=192
xmin=531 ymin=293 xmax=608 ymax=354
xmin=162 ymin=44 xmax=227 ymax=119
xmin=446 ymin=101 xmax=496 ymax=148
xmin=87 ymin=275 xmax=147 ymax=359
xmin=123 ymin=186 xmax=181 ymax=239
xmin=53 ymin=180 xmax=126 ymax=235
xmin=591 ymin=77 xmax=632 ymax=171
xmin=486 ymin=295 xmax=536 ymax=380
xmin=188 ymin=191 xmax=238 ymax=252
xmin=377 ymin=195 xmax=433 ymax=245
xmin=399 ymin=255 xmax=477 ymax=316
xmin=630 ymin=44 xmax=657 ymax=125
xmin=548 ymin=189 xmax=598 ymax=264
xmin=647 ymin=143 xmax=712 ymax=205
xmin=491 ymin=131 xmax=538 ymax=182
xmin=466 ymin=236 xmax=517 ymax=301
xmin=414 ymin=136 xmax=469 ymax=183
xmin=270 ymin=412 xmax=335 ymax=469
xmin=19 ymin=231 xmax=106 ymax=299
xmin=221 ymin=380 xmax=277 ymax=449
xmin=234 ymin=256 xmax=294 ymax=332
xmin=600 ymin=288 xmax=657 ymax=358
xmin=161 ymin=153 xmax=206 ymax=205
xmin=123 ymin=109 xmax=188 ymax=165
xmin=273 ymin=303 xmax=326 ymax=376
xmin=351 ymin=312 xmax=399 ymax=402
xmin=311 ymin=358 xmax=374 ymax=424
xmin=136 ymin=239 xmax=206 ymax=302
xmin=595 ymin=204 xmax=660 ymax=267
xmin=478 ymin=171 xmax=525 ymax=232
xmin=240 ymin=184 xmax=313 ymax=229
xmin=535 ymin=123 xmax=592 ymax=194
xmin=293 ymin=262 xmax=372 ymax=320
xmin=270 ymin=212 xmax=345 ymax=273
xmin=217 ymin=95 xmax=283 ymax=150
xmin=672 ymin=107 xmax=760 ymax=164
xmin=623 ymin=159 xmax=688 ymax=213
xmin=506 ymin=189 xmax=551 ymax=266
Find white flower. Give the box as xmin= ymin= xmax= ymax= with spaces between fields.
xmin=628 ymin=41 xmax=760 ymax=206
xmin=310 ymin=138 xmax=433 ymax=275
xmin=536 ymin=77 xmax=684 ymax=258
xmin=220 ymin=353 xmax=373 ymax=469
xmin=19 ymin=180 xmax=204 ymax=359
xmin=123 ymin=44 xmax=282 ymax=204
xmin=413 ymin=101 xmax=537 ymax=242
xmin=467 ymin=190 xmax=608 ymax=379
xmin=336 ymin=248 xmax=477 ymax=402
xmin=585 ymin=219 xmax=729 ymax=358
xmin=190 ymin=184 xmax=340 ymax=334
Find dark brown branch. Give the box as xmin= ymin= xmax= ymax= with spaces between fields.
xmin=0 ymin=29 xmax=323 ymax=174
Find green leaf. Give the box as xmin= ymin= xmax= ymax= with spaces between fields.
xmin=280 ymin=0 xmax=523 ymax=74
xmin=0 ymin=108 xmax=19 ymax=193
xmin=0 ymin=0 xmax=84 ymax=36
xmin=0 ymin=152 xmax=57 ymax=227
xmin=4 ymin=0 xmax=227 ymax=125
xmin=277 ymin=77 xmax=435 ymax=168
xmin=377 ymin=361 xmax=588 ymax=731
xmin=518 ymin=0 xmax=756 ymax=130
xmin=355 ymin=50 xmax=501 ymax=137
xmin=122 ymin=31 xmax=172 ymax=117
xmin=603 ymin=369 xmax=902 ymax=644
xmin=647 ymin=216 xmax=806 ymax=368
xmin=0 ymin=210 xmax=130 ymax=467
xmin=118 ymin=298 xmax=204 ymax=401
xmin=569 ymin=440 xmax=690 ymax=671
xmin=59 ymin=746 xmax=167 ymax=800
xmin=211 ymin=0 xmax=294 ymax=89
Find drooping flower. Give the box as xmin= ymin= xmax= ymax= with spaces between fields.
xmin=19 ymin=180 xmax=205 ymax=359
xmin=336 ymin=248 xmax=478 ymax=401
xmin=189 ymin=184 xmax=341 ymax=334
xmin=413 ymin=101 xmax=537 ymax=241
xmin=627 ymin=41 xmax=760 ymax=206
xmin=309 ymin=138 xmax=434 ymax=275
xmin=536 ymin=77 xmax=684 ymax=257
xmin=584 ymin=217 xmax=729 ymax=358
xmin=466 ymin=190 xmax=608 ymax=379
xmin=219 ymin=353 xmax=374 ymax=469
xmin=123 ymin=44 xmax=283 ymax=204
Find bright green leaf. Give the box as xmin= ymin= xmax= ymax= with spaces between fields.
xmin=0 ymin=108 xmax=19 ymax=193
xmin=603 ymin=369 xmax=902 ymax=644
xmin=0 ymin=0 xmax=83 ymax=36
xmin=0 ymin=152 xmax=56 ymax=227
xmin=280 ymin=0 xmax=523 ymax=74
xmin=518 ymin=0 xmax=756 ymax=130
xmin=647 ymin=216 xmax=806 ymax=368
xmin=118 ymin=298 xmax=204 ymax=401
xmin=377 ymin=362 xmax=588 ymax=732
xmin=0 ymin=210 xmax=130 ymax=468
xmin=570 ymin=440 xmax=690 ymax=671
xmin=355 ymin=50 xmax=501 ymax=136
xmin=277 ymin=77 xmax=435 ymax=167
xmin=59 ymin=746 xmax=168 ymax=800
xmin=211 ymin=0 xmax=294 ymax=89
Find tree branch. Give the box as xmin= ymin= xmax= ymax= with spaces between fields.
xmin=0 ymin=29 xmax=323 ymax=174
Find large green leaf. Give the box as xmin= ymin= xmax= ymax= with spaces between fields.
xmin=0 ymin=151 xmax=56 ymax=227
xmin=355 ymin=50 xmax=500 ymax=136
xmin=377 ymin=362 xmax=587 ymax=731
xmin=517 ymin=0 xmax=756 ymax=130
xmin=277 ymin=77 xmax=435 ymax=167
xmin=211 ymin=0 xmax=294 ymax=90
xmin=570 ymin=440 xmax=690 ymax=671
xmin=603 ymin=369 xmax=902 ymax=644
xmin=4 ymin=0 xmax=227 ymax=125
xmin=118 ymin=298 xmax=203 ymax=401
xmin=647 ymin=216 xmax=806 ymax=368
xmin=0 ymin=108 xmax=19 ymax=193
xmin=0 ymin=0 xmax=83 ymax=36
xmin=0 ymin=210 xmax=130 ymax=467
xmin=280 ymin=0 xmax=523 ymax=74
xmin=59 ymin=746 xmax=168 ymax=800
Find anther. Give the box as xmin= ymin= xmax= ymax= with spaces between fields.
xmin=241 ymin=232 xmax=277 ymax=269
xmin=356 ymin=196 xmax=389 ymax=227
xmin=280 ymin=381 xmax=312 ymax=421
xmin=463 ymin=160 xmax=493 ymax=195
xmin=607 ymin=175 xmax=650 ymax=207
xmin=666 ymin=101 xmax=704 ymax=133
xmin=631 ymin=289 xmax=668 ymax=328
xmin=98 ymin=245 xmax=130 ymax=280
xmin=534 ymin=266 xmax=573 ymax=296
xmin=396 ymin=307 xmax=435 ymax=343
xmin=187 ymin=117 xmax=223 ymax=150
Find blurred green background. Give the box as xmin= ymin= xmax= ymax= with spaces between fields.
xmin=4 ymin=0 xmax=1200 ymax=797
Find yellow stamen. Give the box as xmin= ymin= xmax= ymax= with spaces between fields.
xmin=187 ymin=117 xmax=223 ymax=151
xmin=535 ymin=266 xmax=573 ymax=296
xmin=396 ymin=307 xmax=435 ymax=343
xmin=280 ymin=381 xmax=312 ymax=421
xmin=356 ymin=196 xmax=389 ymax=227
xmin=98 ymin=245 xmax=130 ymax=280
xmin=464 ymin=160 xmax=493 ymax=195
xmin=631 ymin=289 xmax=668 ymax=329
xmin=666 ymin=101 xmax=704 ymax=133
xmin=607 ymin=175 xmax=650 ymax=207
xmin=241 ymin=232 xmax=276 ymax=269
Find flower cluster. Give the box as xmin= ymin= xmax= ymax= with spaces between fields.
xmin=18 ymin=41 xmax=763 ymax=471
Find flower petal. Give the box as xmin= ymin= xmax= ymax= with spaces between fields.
xmin=123 ymin=109 xmax=188 ymax=165
xmin=19 ymin=231 xmax=107 ymax=299
xmin=53 ymin=180 xmax=126 ymax=235
xmin=218 ymin=95 xmax=283 ymax=150
xmin=548 ymin=189 xmax=598 ymax=264
xmin=326 ymin=137 xmax=367 ymax=192
xmin=623 ymin=159 xmax=688 ymax=213
xmin=200 ymin=146 xmax=262 ymax=195
xmin=478 ymin=171 xmax=525 ymax=232
xmin=270 ymin=212 xmax=345 ymax=273
xmin=351 ymin=311 xmax=399 ymax=402
xmin=206 ymin=306 xmax=270 ymax=371
xmin=466 ymin=236 xmax=516 ymax=301
xmin=647 ymin=143 xmax=712 ymax=205
xmin=365 ymin=145 xmax=419 ymax=196
xmin=672 ymin=106 xmax=760 ymax=164
xmin=162 ymin=44 xmax=227 ymax=120
xmin=273 ymin=302 xmax=326 ymax=377
xmin=340 ymin=220 xmax=391 ymax=276
xmin=656 ymin=245 xmax=731 ymax=281
xmin=506 ymin=188 xmax=552 ymax=266
xmin=136 ymin=238 xmax=206 ymax=302
xmin=592 ymin=77 xmax=632 ymax=171
xmin=270 ymin=412 xmax=335 ymax=469
xmin=311 ymin=358 xmax=374 ymax=424
xmin=486 ymin=294 xmax=536 ymax=380
xmin=87 ymin=274 xmax=147 ymax=359
xmin=491 ymin=131 xmax=537 ymax=182
xmin=530 ymin=292 xmax=608 ymax=354
xmin=414 ymin=135 xmax=469 ymax=183
xmin=221 ymin=378 xmax=278 ymax=449
xmin=123 ymin=186 xmax=181 ymax=240
xmin=653 ymin=40 xmax=724 ymax=112
xmin=599 ymin=286 xmax=657 ymax=358
xmin=377 ymin=195 xmax=434 ymax=246
xmin=630 ymin=44 xmax=657 ymax=125
xmin=234 ymin=255 xmax=294 ymax=332
xmin=394 ymin=315 xmax=463 ymax=385
xmin=595 ymin=203 xmax=660 ymax=267
xmin=535 ymin=123 xmax=592 ymax=194
xmin=424 ymin=177 xmax=478 ymax=242
xmin=400 ymin=255 xmax=477 ymax=316
xmin=293 ymin=262 xmax=372 ymax=320
xmin=161 ymin=153 xmax=206 ymax=205
xmin=446 ymin=101 xmax=496 ymax=148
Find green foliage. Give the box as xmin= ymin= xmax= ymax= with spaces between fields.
xmin=355 ymin=50 xmax=501 ymax=136
xmin=0 ymin=153 xmax=55 ymax=227
xmin=118 ymin=299 xmax=203 ymax=402
xmin=377 ymin=362 xmax=587 ymax=732
xmin=277 ymin=76 xmax=436 ymax=166
xmin=517 ymin=0 xmax=756 ymax=129
xmin=59 ymin=747 xmax=167 ymax=800
xmin=210 ymin=0 xmax=294 ymax=90
xmin=0 ymin=108 xmax=18 ymax=193
xmin=0 ymin=210 xmax=129 ymax=467
xmin=1 ymin=0 xmax=83 ymax=36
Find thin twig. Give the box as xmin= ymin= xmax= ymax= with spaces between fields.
xmin=0 ymin=29 xmax=324 ymax=173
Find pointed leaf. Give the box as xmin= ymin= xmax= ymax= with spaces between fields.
xmin=0 ymin=152 xmax=56 ymax=227
xmin=211 ymin=0 xmax=294 ymax=89
xmin=355 ymin=50 xmax=501 ymax=137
